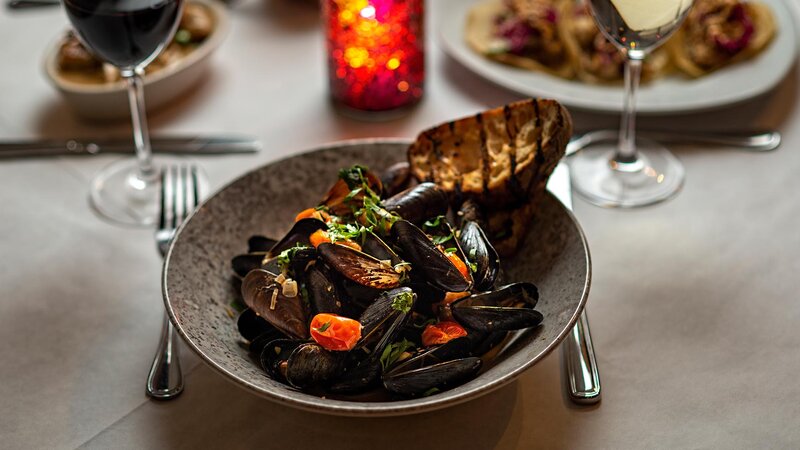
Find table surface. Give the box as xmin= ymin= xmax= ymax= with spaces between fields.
xmin=2 ymin=1 xmax=800 ymax=449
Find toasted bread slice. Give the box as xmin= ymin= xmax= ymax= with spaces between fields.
xmin=408 ymin=98 xmax=572 ymax=210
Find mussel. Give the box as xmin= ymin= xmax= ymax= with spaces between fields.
xmin=248 ymin=235 xmax=278 ymax=253
xmin=459 ymin=220 xmax=500 ymax=291
xmin=382 ymin=341 xmax=482 ymax=396
xmin=380 ymin=161 xmax=412 ymax=198
xmin=317 ymin=242 xmax=403 ymax=290
xmin=237 ymin=308 xmax=279 ymax=342
xmin=305 ymin=264 xmax=343 ymax=315
xmin=383 ymin=183 xmax=449 ymax=226
xmin=259 ymin=340 xmax=342 ymax=389
xmin=241 ymin=269 xmax=309 ymax=340
xmin=391 ymin=220 xmax=471 ymax=293
xmin=266 ymin=218 xmax=326 ymax=258
xmin=451 ymin=283 xmax=542 ymax=333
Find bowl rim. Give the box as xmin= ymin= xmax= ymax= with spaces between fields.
xmin=42 ymin=0 xmax=229 ymax=95
xmin=162 ymin=138 xmax=592 ymax=416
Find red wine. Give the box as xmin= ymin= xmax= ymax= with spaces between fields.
xmin=63 ymin=0 xmax=182 ymax=69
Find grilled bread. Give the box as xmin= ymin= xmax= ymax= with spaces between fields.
xmin=407 ymin=98 xmax=572 ymax=256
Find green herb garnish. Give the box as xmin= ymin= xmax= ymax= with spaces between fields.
xmin=422 ymin=387 xmax=441 ymax=396
xmin=390 ymin=291 xmax=415 ymax=314
xmin=276 ymin=244 xmax=310 ymax=274
xmin=423 ymin=215 xmax=446 ymax=229
xmin=338 ymin=165 xmax=371 ymax=190
xmin=317 ymin=321 xmax=332 ymax=332
xmin=379 ymin=339 xmax=416 ymax=371
xmin=431 ymin=234 xmax=453 ymax=245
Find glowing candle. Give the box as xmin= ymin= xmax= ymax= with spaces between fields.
xmin=323 ymin=0 xmax=424 ymax=113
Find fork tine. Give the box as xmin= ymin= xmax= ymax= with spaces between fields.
xmin=159 ymin=168 xmax=168 ymax=231
xmin=189 ymin=165 xmax=200 ymax=210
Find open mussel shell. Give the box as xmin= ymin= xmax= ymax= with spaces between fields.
xmin=450 ymin=282 xmax=541 ymax=332
xmin=383 ymin=357 xmax=482 ymax=397
xmin=237 ymin=308 xmax=280 ymax=342
xmin=317 ymin=242 xmax=402 ymax=290
xmin=459 ymin=220 xmax=500 ymax=291
xmin=248 ymin=235 xmax=278 ymax=253
xmin=358 ymin=287 xmax=415 ymax=351
xmin=391 ymin=220 xmax=471 ymax=293
xmin=259 ymin=338 xmax=302 ymax=381
xmin=284 ymin=342 xmax=343 ymax=389
xmin=266 ymin=218 xmax=326 ymax=258
xmin=231 ymin=253 xmax=268 ymax=278
xmin=360 ymin=231 xmax=402 ymax=266
xmin=305 ymin=264 xmax=343 ymax=315
xmin=328 ymin=349 xmax=381 ymax=394
xmin=241 ymin=269 xmax=310 ymax=340
xmin=383 ymin=182 xmax=449 ymax=226
xmin=380 ymin=161 xmax=411 ymax=198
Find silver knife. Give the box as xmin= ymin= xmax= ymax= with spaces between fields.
xmin=0 ymin=135 xmax=261 ymax=158
xmin=547 ymin=163 xmax=602 ymax=404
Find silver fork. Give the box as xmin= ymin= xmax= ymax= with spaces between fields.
xmin=146 ymin=165 xmax=200 ymax=399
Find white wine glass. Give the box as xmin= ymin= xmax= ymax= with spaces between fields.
xmin=570 ymin=0 xmax=695 ymax=207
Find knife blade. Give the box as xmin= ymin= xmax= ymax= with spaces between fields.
xmin=0 ymin=135 xmax=261 ymax=158
xmin=548 ymin=162 xmax=602 ymax=405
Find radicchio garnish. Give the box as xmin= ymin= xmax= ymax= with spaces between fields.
xmin=713 ymin=4 xmax=754 ymax=54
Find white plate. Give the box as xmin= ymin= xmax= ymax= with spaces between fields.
xmin=437 ymin=0 xmax=798 ymax=114
xmin=43 ymin=0 xmax=229 ymax=121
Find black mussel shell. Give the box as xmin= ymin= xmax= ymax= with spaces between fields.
xmin=328 ymin=350 xmax=382 ymax=394
xmin=267 ymin=218 xmax=326 ymax=258
xmin=469 ymin=330 xmax=509 ymax=356
xmin=249 ymin=235 xmax=278 ymax=253
xmin=285 ymin=342 xmax=343 ymax=389
xmin=360 ymin=231 xmax=403 ymax=266
xmin=383 ymin=357 xmax=482 ymax=397
xmin=317 ymin=243 xmax=402 ymax=290
xmin=459 ymin=220 xmax=500 ymax=291
xmin=385 ymin=336 xmax=472 ymax=375
xmin=237 ymin=308 xmax=280 ymax=342
xmin=241 ymin=269 xmax=310 ymax=340
xmin=259 ymin=338 xmax=303 ymax=381
xmin=232 ymin=253 xmax=268 ymax=278
xmin=391 ymin=220 xmax=471 ymax=293
xmin=450 ymin=283 xmax=541 ymax=332
xmin=358 ymin=287 xmax=415 ymax=352
xmin=383 ymin=183 xmax=449 ymax=226
xmin=380 ymin=162 xmax=411 ymax=198
xmin=305 ymin=264 xmax=343 ymax=315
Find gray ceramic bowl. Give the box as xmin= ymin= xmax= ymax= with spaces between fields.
xmin=163 ymin=139 xmax=591 ymax=416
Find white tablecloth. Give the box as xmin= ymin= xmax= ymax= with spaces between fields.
xmin=1 ymin=1 xmax=799 ymax=448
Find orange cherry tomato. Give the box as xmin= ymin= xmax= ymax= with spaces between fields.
xmin=310 ymin=229 xmax=331 ymax=248
xmin=445 ymin=251 xmax=470 ymax=280
xmin=295 ymin=207 xmax=331 ymax=223
xmin=310 ymin=313 xmax=362 ymax=351
xmin=422 ymin=321 xmax=468 ymax=347
xmin=309 ymin=229 xmax=362 ymax=251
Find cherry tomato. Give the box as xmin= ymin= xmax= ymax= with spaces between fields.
xmin=295 ymin=207 xmax=331 ymax=223
xmin=445 ymin=250 xmax=470 ymax=280
xmin=309 ymin=229 xmax=362 ymax=251
xmin=422 ymin=321 xmax=468 ymax=347
xmin=310 ymin=313 xmax=362 ymax=351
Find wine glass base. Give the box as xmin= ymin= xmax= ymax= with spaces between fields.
xmin=89 ymin=156 xmax=208 ymax=227
xmin=569 ymin=139 xmax=685 ymax=208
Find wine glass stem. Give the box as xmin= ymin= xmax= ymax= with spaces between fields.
xmin=122 ymin=68 xmax=158 ymax=186
xmin=615 ymin=56 xmax=643 ymax=166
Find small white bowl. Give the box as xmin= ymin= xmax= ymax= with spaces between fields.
xmin=43 ymin=0 xmax=229 ymax=121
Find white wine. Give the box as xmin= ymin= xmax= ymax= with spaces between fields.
xmin=588 ymin=0 xmax=693 ymax=56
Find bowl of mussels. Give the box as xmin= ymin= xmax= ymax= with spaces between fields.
xmin=163 ymin=99 xmax=591 ymax=415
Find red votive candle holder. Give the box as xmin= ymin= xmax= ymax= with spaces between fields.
xmin=323 ymin=0 xmax=424 ymax=114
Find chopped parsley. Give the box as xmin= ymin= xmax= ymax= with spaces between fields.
xmin=276 ymin=244 xmax=310 ymax=274
xmin=327 ymin=221 xmax=371 ymax=244
xmin=423 ymin=215 xmax=446 ymax=229
xmin=317 ymin=321 xmax=332 ymax=332
xmin=379 ymin=339 xmax=416 ymax=371
xmin=338 ymin=165 xmax=371 ymax=190
xmin=390 ymin=291 xmax=414 ymax=314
